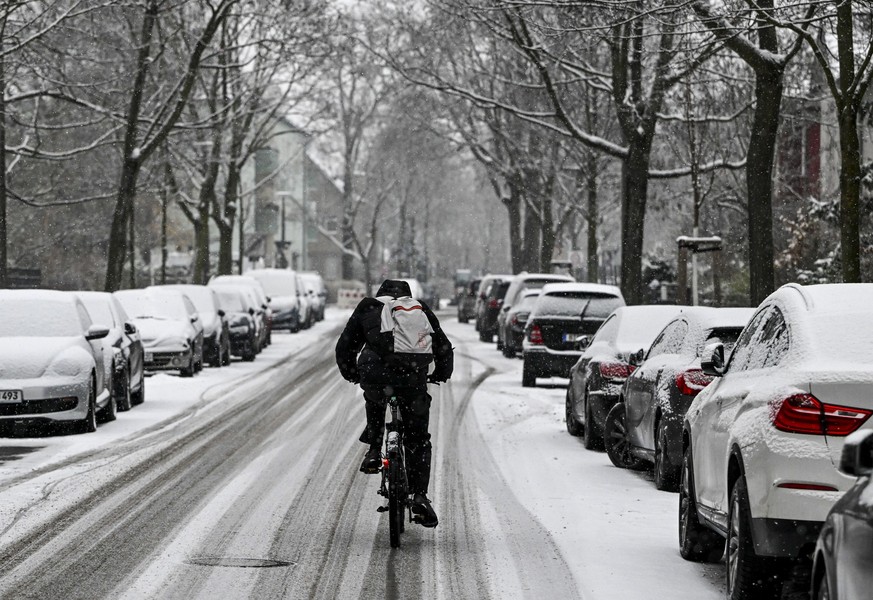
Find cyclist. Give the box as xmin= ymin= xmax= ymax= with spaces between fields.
xmin=335 ymin=279 xmax=453 ymax=528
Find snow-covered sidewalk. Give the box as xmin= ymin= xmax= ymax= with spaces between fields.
xmin=0 ymin=308 xmax=349 ymax=483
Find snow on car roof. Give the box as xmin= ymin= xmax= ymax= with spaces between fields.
xmin=540 ymin=282 xmax=623 ymax=298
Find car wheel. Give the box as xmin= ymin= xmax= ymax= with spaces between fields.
xmin=180 ymin=356 xmax=196 ymax=377
xmin=479 ymin=328 xmax=492 ymax=343
xmin=131 ymin=376 xmax=145 ymax=406
xmin=654 ymin=418 xmax=679 ymax=492
xmin=582 ymin=391 xmax=603 ymax=450
xmin=210 ymin=343 xmax=222 ymax=368
xmin=727 ymin=476 xmax=786 ymax=600
xmin=496 ymin=335 xmax=504 ymax=350
xmin=98 ymin=388 xmax=117 ymax=423
xmin=565 ymin=390 xmax=582 ymax=436
xmin=222 ymin=343 xmax=231 ymax=366
xmin=115 ymin=367 xmax=133 ymax=412
xmin=522 ymin=359 xmax=536 ymax=387
xmin=72 ymin=378 xmax=98 ymax=434
xmin=604 ymin=403 xmax=645 ymax=470
xmin=679 ymin=446 xmax=724 ymax=562
xmin=242 ymin=340 xmax=256 ymax=362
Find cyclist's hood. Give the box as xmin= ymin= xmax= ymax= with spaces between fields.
xmin=376 ymin=279 xmax=412 ymax=299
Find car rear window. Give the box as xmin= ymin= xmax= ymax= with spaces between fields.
xmin=535 ymin=292 xmax=623 ymax=319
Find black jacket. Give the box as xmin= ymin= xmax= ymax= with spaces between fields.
xmin=335 ymin=280 xmax=453 ymax=388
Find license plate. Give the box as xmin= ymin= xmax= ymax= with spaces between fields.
xmin=562 ymin=333 xmax=578 ymax=343
xmin=145 ymin=352 xmax=154 ymax=362
xmin=0 ymin=390 xmax=23 ymax=403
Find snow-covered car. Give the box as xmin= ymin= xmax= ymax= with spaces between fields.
xmin=496 ymin=272 xmax=575 ymax=353
xmin=475 ymin=274 xmax=512 ymax=334
xmin=500 ymin=289 xmax=541 ymax=358
xmin=521 ymin=283 xmax=625 ymax=387
xmin=78 ymin=291 xmax=145 ymax=412
xmin=608 ymin=307 xmax=753 ymax=490
xmin=300 ymin=271 xmax=327 ymax=321
xmin=811 ymin=429 xmax=873 ymax=600
xmin=212 ymin=286 xmax=260 ymax=361
xmin=566 ymin=304 xmax=687 ymax=449
xmin=114 ymin=289 xmax=204 ymax=377
xmin=154 ymin=284 xmax=230 ymax=367
xmin=0 ymin=290 xmax=113 ymax=434
xmin=245 ymin=269 xmax=305 ymax=332
xmin=457 ymin=278 xmax=481 ymax=323
xmin=680 ymin=284 xmax=873 ymax=599
xmin=213 ymin=274 xmax=272 ymax=342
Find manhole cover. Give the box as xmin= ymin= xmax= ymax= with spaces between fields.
xmin=186 ymin=557 xmax=293 ymax=568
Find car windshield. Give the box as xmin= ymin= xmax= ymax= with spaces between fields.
xmin=169 ymin=287 xmax=215 ymax=315
xmin=117 ymin=292 xmax=187 ymax=321
xmin=701 ymin=327 xmax=743 ymax=356
xmin=214 ymin=288 xmax=246 ymax=312
xmin=535 ymin=292 xmax=623 ymax=319
xmin=251 ymin=273 xmax=296 ymax=297
xmin=615 ymin=309 xmax=683 ymax=349
xmin=0 ymin=299 xmax=83 ymax=337
xmin=514 ymin=293 xmax=540 ymax=313
xmin=80 ymin=297 xmax=116 ymax=328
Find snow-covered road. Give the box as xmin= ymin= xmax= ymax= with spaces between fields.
xmin=0 ymin=310 xmax=726 ymax=599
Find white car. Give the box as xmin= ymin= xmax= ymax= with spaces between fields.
xmin=680 ymin=283 xmax=873 ymax=599
xmin=300 ymin=271 xmax=327 ymax=321
xmin=114 ymin=289 xmax=204 ymax=377
xmin=211 ymin=274 xmax=272 ymax=342
xmin=0 ymin=290 xmax=113 ymax=434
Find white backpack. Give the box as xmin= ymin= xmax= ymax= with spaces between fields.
xmin=377 ymin=295 xmax=434 ymax=363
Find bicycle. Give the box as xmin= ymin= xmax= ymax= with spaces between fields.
xmin=376 ymin=388 xmax=410 ymax=548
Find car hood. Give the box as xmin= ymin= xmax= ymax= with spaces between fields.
xmin=133 ymin=318 xmax=190 ymax=345
xmin=0 ymin=336 xmax=91 ymax=379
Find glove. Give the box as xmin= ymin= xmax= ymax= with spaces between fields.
xmin=427 ymin=374 xmax=446 ymax=385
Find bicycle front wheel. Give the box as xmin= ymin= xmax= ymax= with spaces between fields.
xmin=388 ymin=455 xmax=404 ymax=548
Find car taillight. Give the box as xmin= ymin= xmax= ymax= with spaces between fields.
xmin=771 ymin=393 xmax=872 ymax=436
xmin=488 ymin=299 xmax=499 ymax=308
xmin=599 ymin=362 xmax=635 ymax=380
xmin=675 ymin=369 xmax=714 ymax=396
xmin=529 ymin=325 xmax=544 ymax=345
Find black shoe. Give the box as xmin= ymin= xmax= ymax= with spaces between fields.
xmin=411 ymin=493 xmax=438 ymax=528
xmin=359 ymin=447 xmax=382 ymax=474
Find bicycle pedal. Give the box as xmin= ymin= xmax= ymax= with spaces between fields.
xmin=376 ymin=506 xmax=389 ymax=513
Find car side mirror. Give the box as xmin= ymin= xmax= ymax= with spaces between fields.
xmin=840 ymin=430 xmax=873 ymax=477
xmin=266 ymin=296 xmax=272 ymax=303
xmin=217 ymin=309 xmax=226 ymax=318
xmin=628 ymin=348 xmax=645 ymax=367
xmin=190 ymin=315 xmax=199 ymax=323
xmin=86 ymin=325 xmax=110 ymax=341
xmin=502 ymin=305 xmax=510 ymax=312
xmin=248 ymin=307 xmax=255 ymax=316
xmin=701 ymin=342 xmax=726 ymax=377
xmin=124 ymin=322 xmax=137 ymax=335
xmin=576 ymin=335 xmax=590 ymax=351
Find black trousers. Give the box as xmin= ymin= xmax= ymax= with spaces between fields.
xmin=360 ymin=385 xmax=432 ymax=495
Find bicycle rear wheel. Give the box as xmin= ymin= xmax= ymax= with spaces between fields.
xmin=388 ymin=455 xmax=403 ymax=548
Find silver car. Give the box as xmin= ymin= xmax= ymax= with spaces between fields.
xmin=0 ymin=290 xmax=112 ymax=434
xmin=114 ymin=289 xmax=204 ymax=377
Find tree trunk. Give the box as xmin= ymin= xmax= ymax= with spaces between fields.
xmin=193 ymin=201 xmax=210 ymax=284
xmin=620 ymin=145 xmax=651 ymax=304
xmin=746 ymin=66 xmax=782 ymax=304
xmin=0 ymin=45 xmax=6 ymax=289
xmin=540 ymin=192 xmax=555 ymax=272
xmin=586 ymin=170 xmax=598 ymax=283
xmin=521 ymin=195 xmax=539 ymax=272
xmin=839 ymin=104 xmax=862 ymax=282
xmin=503 ymin=182 xmax=523 ymax=273
xmin=104 ymin=1 xmax=157 ymax=292
xmin=836 ymin=0 xmax=861 ymax=282
xmin=216 ymin=160 xmax=240 ymax=275
xmin=341 ymin=161 xmax=355 ymax=280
